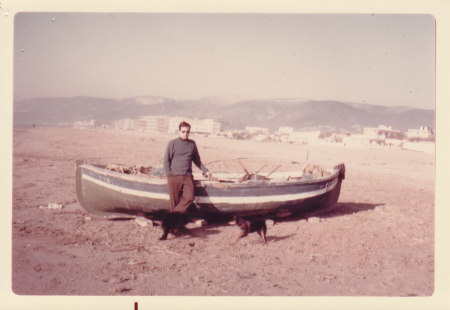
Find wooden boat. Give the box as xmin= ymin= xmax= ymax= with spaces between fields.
xmin=75 ymin=160 xmax=345 ymax=219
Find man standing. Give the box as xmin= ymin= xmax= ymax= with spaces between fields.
xmin=163 ymin=121 xmax=212 ymax=213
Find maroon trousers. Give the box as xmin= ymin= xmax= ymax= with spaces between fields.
xmin=167 ymin=175 xmax=195 ymax=213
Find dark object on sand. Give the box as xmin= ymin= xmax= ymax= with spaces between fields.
xmin=235 ymin=216 xmax=267 ymax=244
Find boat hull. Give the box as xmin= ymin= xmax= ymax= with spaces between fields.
xmin=76 ymin=161 xmax=345 ymax=218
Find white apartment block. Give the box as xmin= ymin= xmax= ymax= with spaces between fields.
xmin=168 ymin=117 xmax=221 ymax=134
xmin=134 ymin=116 xmax=169 ymax=133
xmin=363 ymin=125 xmax=401 ymax=140
xmin=406 ymin=126 xmax=434 ymax=139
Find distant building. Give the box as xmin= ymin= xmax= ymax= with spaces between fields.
xmin=73 ymin=119 xmax=96 ymax=128
xmin=134 ymin=116 xmax=169 ymax=133
xmin=406 ymin=126 xmax=434 ymax=139
xmin=168 ymin=117 xmax=221 ymax=134
xmin=363 ymin=125 xmax=402 ymax=141
xmin=274 ymin=127 xmax=320 ymax=144
xmin=245 ymin=126 xmax=270 ymax=135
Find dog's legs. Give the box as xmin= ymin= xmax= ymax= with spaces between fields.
xmin=235 ymin=230 xmax=247 ymax=243
xmin=256 ymin=229 xmax=266 ymax=244
xmin=262 ymin=225 xmax=267 ymax=243
xmin=261 ymin=231 xmax=267 ymax=244
xmin=159 ymin=228 xmax=170 ymax=240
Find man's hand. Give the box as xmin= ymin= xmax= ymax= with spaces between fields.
xmin=203 ymin=171 xmax=213 ymax=180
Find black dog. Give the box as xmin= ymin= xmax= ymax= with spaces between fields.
xmin=143 ymin=210 xmax=196 ymax=240
xmin=234 ymin=216 xmax=267 ymax=244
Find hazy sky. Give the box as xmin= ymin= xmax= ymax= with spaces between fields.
xmin=13 ymin=13 xmax=435 ymax=109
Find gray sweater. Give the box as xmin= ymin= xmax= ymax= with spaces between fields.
xmin=163 ymin=138 xmax=209 ymax=176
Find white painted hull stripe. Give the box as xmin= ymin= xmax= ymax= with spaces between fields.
xmin=82 ymin=174 xmax=338 ymax=204
xmin=83 ymin=174 xmax=170 ymax=200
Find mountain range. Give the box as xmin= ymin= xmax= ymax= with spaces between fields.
xmin=13 ymin=96 xmax=435 ymax=133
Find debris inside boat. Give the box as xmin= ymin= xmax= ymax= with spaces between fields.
xmin=103 ymin=162 xmax=333 ymax=183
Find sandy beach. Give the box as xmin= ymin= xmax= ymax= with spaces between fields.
xmin=11 ymin=127 xmax=434 ymax=296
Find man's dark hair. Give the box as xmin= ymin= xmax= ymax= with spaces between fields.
xmin=179 ymin=121 xmax=191 ymax=130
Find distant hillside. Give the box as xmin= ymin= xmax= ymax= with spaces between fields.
xmin=13 ymin=96 xmax=435 ymax=133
